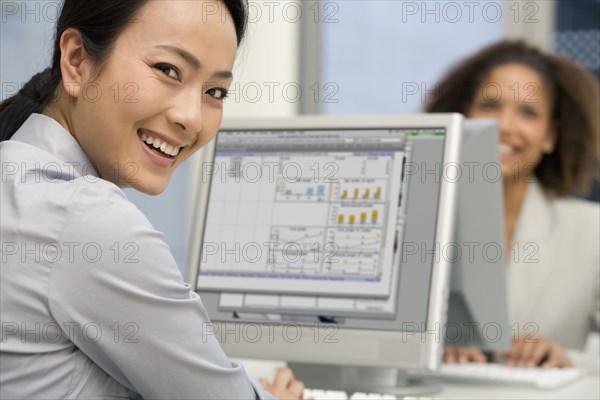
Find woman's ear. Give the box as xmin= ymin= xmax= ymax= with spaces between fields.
xmin=59 ymin=28 xmax=89 ymax=98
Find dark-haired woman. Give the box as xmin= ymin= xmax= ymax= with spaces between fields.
xmin=426 ymin=40 xmax=600 ymax=369
xmin=0 ymin=1 xmax=303 ymax=398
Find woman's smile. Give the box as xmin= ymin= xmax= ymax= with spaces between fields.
xmin=136 ymin=128 xmax=189 ymax=168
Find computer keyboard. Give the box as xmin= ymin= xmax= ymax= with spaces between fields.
xmin=303 ymin=363 xmax=585 ymax=398
xmin=303 ymin=389 xmax=398 ymax=399
xmin=425 ymin=362 xmax=584 ymax=389
xmin=302 ymin=390 xmax=439 ymax=400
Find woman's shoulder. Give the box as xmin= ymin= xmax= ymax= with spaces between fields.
xmin=549 ymin=194 xmax=600 ymax=249
xmin=551 ymin=194 xmax=600 ymax=222
xmin=531 ymin=181 xmax=599 ymax=223
xmin=69 ymin=177 xmax=153 ymax=234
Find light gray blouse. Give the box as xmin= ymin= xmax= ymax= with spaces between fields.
xmin=506 ymin=180 xmax=600 ymax=351
xmin=0 ymin=114 xmax=271 ymax=399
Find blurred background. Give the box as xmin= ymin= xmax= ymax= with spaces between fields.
xmin=2 ymin=0 xmax=599 ymax=274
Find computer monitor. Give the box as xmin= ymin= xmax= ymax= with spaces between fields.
xmin=445 ymin=120 xmax=511 ymax=353
xmin=185 ymin=114 xmax=479 ymax=395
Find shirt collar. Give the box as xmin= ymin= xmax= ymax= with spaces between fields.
xmin=11 ymin=113 xmax=99 ymax=179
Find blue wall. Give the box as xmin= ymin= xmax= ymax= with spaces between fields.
xmin=319 ymin=0 xmax=504 ymax=115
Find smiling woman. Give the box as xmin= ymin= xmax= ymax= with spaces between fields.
xmin=0 ymin=1 xmax=303 ymax=399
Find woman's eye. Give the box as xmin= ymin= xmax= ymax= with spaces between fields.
xmin=478 ymin=101 xmax=497 ymax=109
xmin=155 ymin=64 xmax=180 ymax=81
xmin=473 ymin=101 xmax=497 ymax=111
xmin=206 ymin=87 xmax=229 ymax=100
xmin=520 ymin=107 xmax=539 ymax=118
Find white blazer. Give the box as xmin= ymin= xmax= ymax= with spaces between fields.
xmin=506 ymin=181 xmax=600 ymax=350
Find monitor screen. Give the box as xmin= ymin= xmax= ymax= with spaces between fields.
xmin=197 ymin=127 xmax=407 ymax=298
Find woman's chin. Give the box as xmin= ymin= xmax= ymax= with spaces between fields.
xmin=130 ymin=177 xmax=170 ymax=196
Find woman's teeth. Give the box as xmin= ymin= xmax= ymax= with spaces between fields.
xmin=140 ymin=133 xmax=180 ymax=157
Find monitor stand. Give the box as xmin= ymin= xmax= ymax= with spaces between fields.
xmin=288 ymin=362 xmax=443 ymax=396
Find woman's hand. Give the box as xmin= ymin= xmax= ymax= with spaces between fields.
xmin=443 ymin=335 xmax=572 ymax=368
xmin=260 ymin=367 xmax=305 ymax=399
xmin=501 ymin=335 xmax=572 ymax=368
xmin=443 ymin=347 xmax=487 ymax=363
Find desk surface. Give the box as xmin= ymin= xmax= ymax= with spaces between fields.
xmin=237 ymin=357 xmax=600 ymax=400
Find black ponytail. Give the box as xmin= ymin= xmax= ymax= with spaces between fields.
xmin=0 ymin=0 xmax=247 ymax=142
xmin=0 ymin=68 xmax=61 ymax=142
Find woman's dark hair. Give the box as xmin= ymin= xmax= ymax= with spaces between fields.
xmin=425 ymin=40 xmax=600 ymax=197
xmin=0 ymin=0 xmax=247 ymax=142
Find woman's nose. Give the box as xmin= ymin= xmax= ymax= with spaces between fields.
xmin=167 ymin=91 xmax=203 ymax=133
xmin=498 ymin=110 xmax=517 ymax=138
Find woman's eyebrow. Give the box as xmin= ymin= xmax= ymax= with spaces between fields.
xmin=154 ymin=44 xmax=232 ymax=79
xmin=155 ymin=44 xmax=200 ymax=69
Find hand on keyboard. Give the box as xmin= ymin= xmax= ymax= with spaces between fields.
xmin=444 ymin=335 xmax=572 ymax=368
xmin=259 ymin=367 xmax=304 ymax=399
xmin=443 ymin=347 xmax=487 ymax=364
xmin=503 ymin=335 xmax=572 ymax=368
